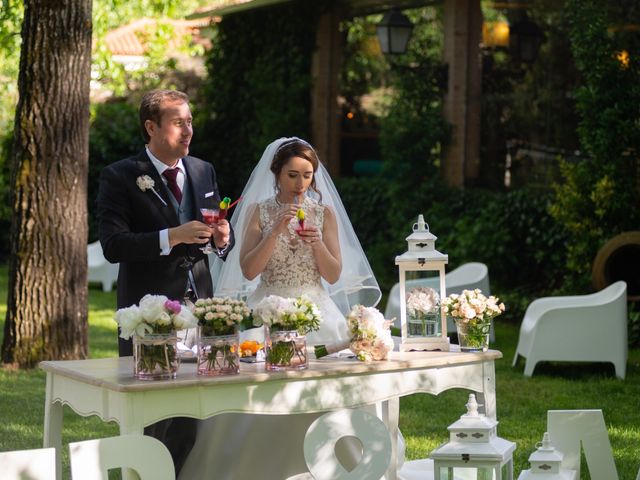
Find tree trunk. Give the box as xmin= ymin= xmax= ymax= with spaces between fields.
xmin=1 ymin=0 xmax=92 ymax=367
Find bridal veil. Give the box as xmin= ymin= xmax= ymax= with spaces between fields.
xmin=210 ymin=137 xmax=381 ymax=313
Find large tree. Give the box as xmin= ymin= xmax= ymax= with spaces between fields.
xmin=1 ymin=0 xmax=93 ymax=366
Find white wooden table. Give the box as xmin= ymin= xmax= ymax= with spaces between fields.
xmin=40 ymin=349 xmax=501 ymax=480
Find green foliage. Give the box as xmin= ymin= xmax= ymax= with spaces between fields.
xmin=0 ymin=0 xmax=22 ymax=134
xmin=92 ymin=0 xmax=209 ymax=96
xmin=191 ymin=2 xmax=322 ymax=198
xmin=339 ymin=173 xmax=568 ymax=320
xmin=88 ymin=101 xmax=144 ymax=241
xmin=549 ymin=0 xmax=640 ymax=289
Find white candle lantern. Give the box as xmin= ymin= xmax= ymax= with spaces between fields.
xmin=431 ymin=393 xmax=516 ymax=480
xmin=517 ymin=432 xmax=577 ymax=479
xmin=395 ymin=214 xmax=450 ymax=351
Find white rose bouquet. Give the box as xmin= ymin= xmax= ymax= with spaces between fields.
xmin=114 ymin=294 xmax=197 ymax=377
xmin=253 ymin=295 xmax=322 ymax=368
xmin=315 ymin=305 xmax=394 ymax=362
xmin=442 ymin=289 xmax=505 ymax=350
xmin=191 ymin=297 xmax=252 ymax=336
xmin=114 ymin=294 xmax=197 ymax=339
xmin=253 ymin=294 xmax=322 ymax=335
xmin=406 ymin=286 xmax=440 ymax=317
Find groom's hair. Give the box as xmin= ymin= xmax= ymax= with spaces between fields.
xmin=271 ymin=139 xmax=322 ymax=202
xmin=139 ymin=89 xmax=189 ymax=142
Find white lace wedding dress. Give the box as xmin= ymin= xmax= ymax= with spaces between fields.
xmin=179 ymin=197 xmax=411 ymax=480
xmin=243 ymin=196 xmax=348 ymax=342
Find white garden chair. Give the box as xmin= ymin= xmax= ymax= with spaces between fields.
xmin=69 ymin=434 xmax=175 ymax=479
xmin=0 ymin=447 xmax=56 ymax=480
xmin=513 ymin=281 xmax=628 ymax=379
xmin=87 ymin=241 xmax=119 ymax=292
xmin=385 ymin=262 xmax=492 ymax=337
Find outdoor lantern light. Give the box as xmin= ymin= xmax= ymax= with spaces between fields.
xmin=376 ymin=7 xmax=413 ymax=54
xmin=431 ymin=393 xmax=516 ymax=480
xmin=482 ymin=20 xmax=510 ymax=48
xmin=395 ymin=214 xmax=450 ymax=352
xmin=509 ymin=14 xmax=544 ymax=64
xmin=518 ymin=432 xmax=577 ymax=480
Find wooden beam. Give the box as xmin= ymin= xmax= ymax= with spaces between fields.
xmin=442 ymin=0 xmax=483 ymax=187
xmin=311 ymin=6 xmax=343 ymax=177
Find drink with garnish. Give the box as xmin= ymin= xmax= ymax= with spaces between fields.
xmin=200 ymin=208 xmax=219 ymax=254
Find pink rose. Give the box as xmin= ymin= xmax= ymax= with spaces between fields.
xmin=164 ymin=299 xmax=182 ymax=315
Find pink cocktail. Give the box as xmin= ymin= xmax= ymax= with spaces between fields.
xmin=200 ymin=208 xmax=219 ymax=254
xmin=202 ymin=210 xmax=220 ymax=225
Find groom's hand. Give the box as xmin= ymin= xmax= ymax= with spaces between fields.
xmin=168 ymin=221 xmax=212 ymax=247
xmin=212 ymin=219 xmax=230 ymax=249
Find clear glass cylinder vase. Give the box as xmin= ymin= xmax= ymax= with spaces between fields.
xmin=407 ymin=311 xmax=441 ymax=337
xmin=197 ymin=326 xmax=240 ymax=376
xmin=456 ymin=320 xmax=491 ymax=352
xmin=133 ymin=333 xmax=179 ymax=380
xmin=265 ymin=327 xmax=308 ymax=371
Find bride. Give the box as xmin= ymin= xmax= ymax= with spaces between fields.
xmin=179 ymin=137 xmax=397 ymax=479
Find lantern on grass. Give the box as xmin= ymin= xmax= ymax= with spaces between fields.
xmin=517 ymin=432 xmax=577 ymax=480
xmin=430 ymin=394 xmax=516 ymax=480
xmin=395 ymin=214 xmax=450 ymax=351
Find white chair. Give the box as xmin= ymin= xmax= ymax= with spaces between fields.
xmin=513 ymin=281 xmax=628 ymax=379
xmin=547 ymin=410 xmax=618 ymax=479
xmin=385 ymin=262 xmax=491 ymax=336
xmin=0 ymin=447 xmax=56 ymax=480
xmin=304 ymin=409 xmax=392 ymax=480
xmin=87 ymin=241 xmax=118 ymax=292
xmin=69 ymin=434 xmax=175 ymax=479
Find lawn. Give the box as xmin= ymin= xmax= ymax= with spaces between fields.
xmin=0 ymin=267 xmax=639 ymax=479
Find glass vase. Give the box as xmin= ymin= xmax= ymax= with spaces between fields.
xmin=455 ymin=320 xmax=491 ymax=352
xmin=133 ymin=333 xmax=179 ymax=380
xmin=407 ymin=311 xmax=440 ymax=337
xmin=197 ymin=326 xmax=240 ymax=376
xmin=265 ymin=327 xmax=308 ymax=371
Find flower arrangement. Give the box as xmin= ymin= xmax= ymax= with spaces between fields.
xmin=442 ymin=289 xmax=505 ymax=350
xmin=136 ymin=174 xmax=167 ymax=206
xmin=252 ymin=294 xmax=322 ymax=334
xmin=406 ymin=286 xmax=440 ymax=317
xmin=114 ymin=294 xmax=197 ymax=379
xmin=191 ymin=297 xmax=252 ymax=336
xmin=346 ymin=305 xmax=394 ymax=361
xmin=253 ymin=295 xmax=321 ymax=369
xmin=315 ymin=305 xmax=394 ymax=362
xmin=114 ymin=294 xmax=197 ymax=339
xmin=406 ymin=286 xmax=440 ymax=336
xmin=190 ymin=297 xmax=251 ymax=375
xmin=239 ymin=340 xmax=263 ymax=357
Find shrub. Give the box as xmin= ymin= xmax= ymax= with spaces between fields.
xmin=88 ymin=101 xmax=144 ymax=241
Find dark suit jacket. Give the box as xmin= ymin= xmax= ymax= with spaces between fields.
xmin=97 ymin=151 xmax=234 ymax=354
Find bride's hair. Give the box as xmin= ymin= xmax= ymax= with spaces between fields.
xmin=270 ymin=138 xmax=322 ymax=203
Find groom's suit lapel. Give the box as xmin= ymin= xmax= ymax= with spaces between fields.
xmin=183 ymin=156 xmax=211 ymax=215
xmin=134 ymin=151 xmax=180 ymax=226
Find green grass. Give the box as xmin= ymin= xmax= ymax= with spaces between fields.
xmin=1 ymin=269 xmax=639 ymax=478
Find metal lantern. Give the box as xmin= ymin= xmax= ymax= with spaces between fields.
xmin=395 ymin=214 xmax=450 ymax=351
xmin=518 ymin=432 xmax=577 ymax=480
xmin=376 ymin=7 xmax=414 ymax=54
xmin=431 ymin=394 xmax=516 ymax=480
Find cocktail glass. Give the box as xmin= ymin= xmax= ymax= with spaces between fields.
xmin=200 ymin=208 xmax=219 ymax=254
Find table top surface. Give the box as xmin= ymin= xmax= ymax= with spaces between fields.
xmin=40 ymin=349 xmax=501 ymax=393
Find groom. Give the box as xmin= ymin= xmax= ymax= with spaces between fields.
xmin=97 ymin=89 xmax=233 ymax=473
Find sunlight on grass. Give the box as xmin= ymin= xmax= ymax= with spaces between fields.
xmin=0 ymin=266 xmax=639 ymax=479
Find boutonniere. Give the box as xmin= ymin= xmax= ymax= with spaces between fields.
xmin=136 ymin=175 xmax=167 ymax=206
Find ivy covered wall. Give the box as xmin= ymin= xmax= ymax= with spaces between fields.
xmin=192 ymin=1 xmax=327 ymax=197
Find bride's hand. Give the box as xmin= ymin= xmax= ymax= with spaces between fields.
xmin=272 ymin=204 xmax=298 ymax=235
xmin=298 ymin=226 xmax=321 ymax=246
